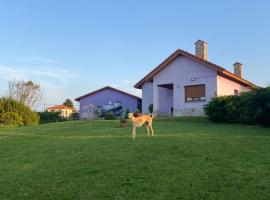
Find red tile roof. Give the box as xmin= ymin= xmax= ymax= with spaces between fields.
xmin=134 ymin=49 xmax=258 ymax=89
xmin=47 ymin=105 xmax=76 ymax=111
xmin=74 ymin=86 xmax=141 ymax=101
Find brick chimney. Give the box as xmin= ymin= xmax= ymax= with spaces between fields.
xmin=233 ymin=62 xmax=243 ymax=78
xmin=195 ymin=40 xmax=208 ymax=60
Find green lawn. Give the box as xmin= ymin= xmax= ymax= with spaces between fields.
xmin=0 ymin=118 xmax=270 ymax=200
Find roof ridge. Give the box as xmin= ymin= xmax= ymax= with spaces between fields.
xmin=47 ymin=104 xmax=75 ymax=110
xmin=75 ymin=86 xmax=141 ymax=101
xmin=134 ymin=49 xmax=257 ymax=89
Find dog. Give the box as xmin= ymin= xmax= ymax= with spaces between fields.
xmin=128 ymin=113 xmax=154 ymax=139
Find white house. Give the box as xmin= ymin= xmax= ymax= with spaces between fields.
xmin=134 ymin=40 xmax=257 ymax=116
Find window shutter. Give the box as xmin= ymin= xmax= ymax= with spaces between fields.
xmin=185 ymin=85 xmax=205 ymax=98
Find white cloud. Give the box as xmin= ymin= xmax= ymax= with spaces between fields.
xmin=0 ymin=65 xmax=142 ymax=112
xmin=0 ymin=65 xmax=79 ymax=111
xmin=0 ymin=65 xmax=78 ymax=84
xmin=121 ymin=79 xmax=134 ymax=84
xmin=16 ymin=56 xmax=54 ymax=64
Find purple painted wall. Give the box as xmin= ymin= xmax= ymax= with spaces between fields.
xmin=78 ymin=88 xmax=139 ymax=119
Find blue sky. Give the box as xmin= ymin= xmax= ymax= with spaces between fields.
xmin=0 ymin=0 xmax=269 ymax=110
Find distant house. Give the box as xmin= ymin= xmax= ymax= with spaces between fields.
xmin=134 ymin=40 xmax=257 ymax=116
xmin=75 ymin=86 xmax=141 ymax=119
xmin=47 ymin=105 xmax=76 ymax=118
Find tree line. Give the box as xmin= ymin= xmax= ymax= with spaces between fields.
xmin=0 ymin=79 xmax=76 ymax=126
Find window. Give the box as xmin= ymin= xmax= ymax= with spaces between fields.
xmin=234 ymin=89 xmax=239 ymax=96
xmin=185 ymin=84 xmax=206 ymax=102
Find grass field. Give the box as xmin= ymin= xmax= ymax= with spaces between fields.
xmin=0 ymin=118 xmax=270 ymax=200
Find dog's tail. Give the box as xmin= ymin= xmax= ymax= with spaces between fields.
xmin=149 ymin=113 xmax=154 ymax=119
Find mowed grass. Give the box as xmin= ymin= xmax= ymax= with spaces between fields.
xmin=0 ymin=118 xmax=270 ymax=200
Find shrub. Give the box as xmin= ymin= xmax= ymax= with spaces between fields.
xmin=0 ymin=112 xmax=23 ymax=126
xmin=204 ymin=95 xmax=242 ymax=123
xmin=0 ymin=97 xmax=39 ymax=126
xmin=204 ymin=96 xmax=230 ymax=122
xmin=204 ymin=87 xmax=270 ymax=126
xmin=70 ymin=112 xmax=80 ymax=120
xmin=133 ymin=109 xmax=141 ymax=117
xmin=124 ymin=109 xmax=130 ymax=119
xmin=240 ymin=87 xmax=270 ymax=125
xmin=148 ymin=104 xmax=153 ymax=113
xmin=23 ymin=111 xmax=39 ymax=125
xmin=38 ymin=111 xmax=61 ymax=124
xmin=104 ymin=112 xmax=117 ymax=120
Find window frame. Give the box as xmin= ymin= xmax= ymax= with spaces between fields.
xmin=184 ymin=84 xmax=206 ymax=102
xmin=234 ymin=89 xmax=239 ymax=96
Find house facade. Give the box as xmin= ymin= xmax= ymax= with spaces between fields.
xmin=75 ymin=86 xmax=141 ymax=119
xmin=135 ymin=40 xmax=257 ymax=116
xmin=47 ymin=105 xmax=76 ymax=118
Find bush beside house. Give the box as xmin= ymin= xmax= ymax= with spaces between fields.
xmin=204 ymin=87 xmax=270 ymax=126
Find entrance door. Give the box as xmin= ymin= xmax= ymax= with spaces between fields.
xmin=157 ymin=84 xmax=173 ymax=116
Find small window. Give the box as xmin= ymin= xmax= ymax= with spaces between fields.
xmin=185 ymin=84 xmax=206 ymax=102
xmin=234 ymin=89 xmax=239 ymax=96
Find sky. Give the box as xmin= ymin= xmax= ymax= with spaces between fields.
xmin=0 ymin=0 xmax=269 ymax=110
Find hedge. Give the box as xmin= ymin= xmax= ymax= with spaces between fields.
xmin=204 ymin=87 xmax=270 ymax=126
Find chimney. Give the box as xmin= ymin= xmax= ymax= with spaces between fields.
xmin=195 ymin=40 xmax=208 ymax=60
xmin=233 ymin=62 xmax=243 ymax=78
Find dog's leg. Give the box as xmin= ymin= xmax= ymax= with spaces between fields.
xmin=150 ymin=126 xmax=154 ymax=136
xmin=146 ymin=125 xmax=150 ymax=136
xmin=132 ymin=127 xmax=136 ymax=139
xmin=148 ymin=120 xmax=154 ymax=136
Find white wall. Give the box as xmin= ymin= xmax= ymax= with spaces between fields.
xmin=152 ymin=56 xmax=217 ymax=116
xmin=142 ymin=82 xmax=153 ymax=113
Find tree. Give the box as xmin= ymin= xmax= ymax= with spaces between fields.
xmin=8 ymin=79 xmax=43 ymax=109
xmin=63 ymin=98 xmax=74 ymax=108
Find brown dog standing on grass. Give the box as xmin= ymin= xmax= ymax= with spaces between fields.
xmin=128 ymin=113 xmax=154 ymax=139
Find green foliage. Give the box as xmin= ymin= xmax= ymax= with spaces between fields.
xmin=0 ymin=97 xmax=39 ymax=126
xmin=38 ymin=110 xmax=79 ymax=124
xmin=70 ymin=112 xmax=79 ymax=120
xmin=38 ymin=111 xmax=62 ymax=124
xmin=0 ymin=112 xmax=23 ymax=126
xmin=148 ymin=104 xmax=153 ymax=113
xmin=204 ymin=87 xmax=270 ymax=125
xmin=204 ymin=96 xmax=240 ymax=123
xmin=124 ymin=109 xmax=130 ymax=119
xmin=133 ymin=109 xmax=141 ymax=117
xmin=104 ymin=112 xmax=117 ymax=120
xmin=239 ymin=87 xmax=270 ymax=125
xmin=63 ymin=98 xmax=74 ymax=108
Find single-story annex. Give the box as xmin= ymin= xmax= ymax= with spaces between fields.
xmin=134 ymin=40 xmax=257 ymax=116
xmin=75 ymin=86 xmax=141 ymax=119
